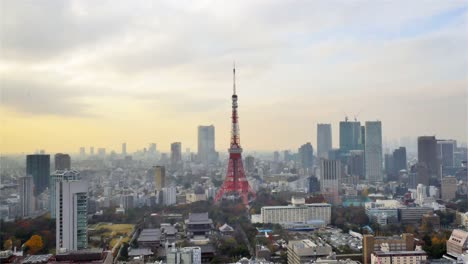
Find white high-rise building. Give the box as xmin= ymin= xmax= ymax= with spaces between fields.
xmin=50 ymin=170 xmax=80 ymax=219
xmin=365 ymin=121 xmax=383 ymax=182
xmin=56 ymin=180 xmax=88 ymax=251
xmin=162 ymin=187 xmax=177 ymax=206
xmin=317 ymin=123 xmax=332 ymax=159
xmin=197 ymin=125 xmax=216 ymax=164
xmin=19 ymin=175 xmax=34 ymax=217
xmin=320 ymin=159 xmax=341 ymax=204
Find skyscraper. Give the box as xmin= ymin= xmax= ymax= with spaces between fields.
xmin=348 ymin=150 xmax=365 ymax=179
xmin=19 ymin=175 xmax=34 ymax=217
xmin=245 ymin=156 xmax=255 ymax=173
xmin=154 ymin=166 xmax=166 ymax=192
xmin=365 ymin=121 xmax=383 ymax=182
xmin=298 ymin=143 xmax=314 ymax=175
xmin=122 ymin=142 xmax=127 ymax=156
xmin=90 ymin=146 xmax=94 ymax=156
xmin=317 ymin=123 xmax=332 ymax=159
xmin=320 ymin=159 xmax=341 ymax=204
xmin=437 ymin=139 xmax=456 ymax=168
xmin=56 ymin=179 xmax=88 ymax=251
xmin=54 ymin=153 xmax=71 ymax=170
xmin=418 ymin=136 xmax=440 ymax=181
xmin=50 ymin=170 xmax=80 ymax=219
xmin=393 ymin=147 xmax=407 ymax=175
xmin=26 ymin=154 xmax=50 ymax=195
xmin=197 ymin=125 xmax=216 ymax=164
xmin=170 ymin=142 xmax=182 ymax=170
xmin=339 ymin=118 xmax=361 ymax=152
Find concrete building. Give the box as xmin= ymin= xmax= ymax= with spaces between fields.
xmin=50 ymin=170 xmax=80 ymax=219
xmin=399 ymin=207 xmax=434 ymax=224
xmin=288 ymin=239 xmax=332 ymax=264
xmin=362 ymin=234 xmax=414 ymax=264
xmin=171 ymin=142 xmax=182 ymax=170
xmin=447 ymin=229 xmax=468 ymax=259
xmin=162 ymin=187 xmax=177 ymax=206
xmin=19 ymin=175 xmax=34 ymax=217
xmin=365 ymin=200 xmax=402 ymax=225
xmin=26 ymin=154 xmax=50 ymax=195
xmin=365 ymin=121 xmax=383 ymax=183
xmin=197 ymin=125 xmax=216 ymax=165
xmin=421 ymin=213 xmax=440 ymax=231
xmin=56 ymin=180 xmax=88 ymax=251
xmin=154 ymin=166 xmax=166 ymax=192
xmin=298 ymin=143 xmax=314 ymax=175
xmin=245 ymin=155 xmax=255 ymax=173
xmin=54 ymin=153 xmax=71 ymax=170
xmin=261 ymin=198 xmax=331 ymax=226
xmin=441 ymin=176 xmax=457 ymax=201
xmin=167 ymin=247 xmax=201 ymax=264
xmin=320 ymin=159 xmax=341 ymax=204
xmin=317 ymin=124 xmax=332 ymax=159
xmin=348 ymin=150 xmax=365 ymax=179
xmin=371 ymin=250 xmax=427 ymax=264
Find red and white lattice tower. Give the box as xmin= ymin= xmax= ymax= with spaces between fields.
xmin=214 ymin=65 xmax=256 ymax=205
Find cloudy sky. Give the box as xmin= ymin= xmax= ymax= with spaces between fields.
xmin=1 ymin=0 xmax=467 ymax=154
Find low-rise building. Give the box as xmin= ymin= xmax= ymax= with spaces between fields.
xmin=185 ymin=213 xmax=213 ymax=238
xmin=261 ymin=198 xmax=331 ymax=226
xmin=166 ymin=247 xmax=201 ymax=264
xmin=371 ymin=250 xmax=427 ymax=264
xmin=287 ymin=239 xmax=332 ymax=264
xmin=137 ymin=229 xmax=161 ymax=251
xmin=362 ymin=234 xmax=414 ymax=264
xmin=447 ymin=229 xmax=468 ymax=259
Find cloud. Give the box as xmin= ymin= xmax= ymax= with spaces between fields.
xmin=0 ymin=79 xmax=90 ymax=116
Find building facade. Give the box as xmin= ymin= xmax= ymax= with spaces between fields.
xmin=261 ymin=199 xmax=331 ymax=226
xmin=56 ymin=180 xmax=88 ymax=251
xmin=441 ymin=176 xmax=457 ymax=201
xmin=54 ymin=153 xmax=71 ymax=170
xmin=26 ymin=154 xmax=50 ymax=195
xmin=365 ymin=121 xmax=383 ymax=182
xmin=154 ymin=166 xmax=166 ymax=192
xmin=320 ymin=159 xmax=341 ymax=204
xmin=50 ymin=170 xmax=80 ymax=219
xmin=19 ymin=175 xmax=34 ymax=217
xmin=339 ymin=119 xmax=361 ymax=152
xmin=317 ymin=123 xmax=332 ymax=159
xmin=197 ymin=125 xmax=216 ymax=165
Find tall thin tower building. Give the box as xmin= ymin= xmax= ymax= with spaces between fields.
xmin=214 ymin=65 xmax=256 ymax=205
xmin=317 ymin=124 xmax=332 ymax=159
xmin=56 ymin=179 xmax=88 ymax=251
xmin=26 ymin=154 xmax=50 ymax=196
xmin=365 ymin=121 xmax=383 ymax=182
xmin=198 ymin=125 xmax=216 ymax=164
xmin=19 ymin=175 xmax=34 ymax=217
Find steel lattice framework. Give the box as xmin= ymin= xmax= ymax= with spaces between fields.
xmin=214 ymin=66 xmax=256 ymax=205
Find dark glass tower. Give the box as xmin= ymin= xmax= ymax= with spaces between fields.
xmin=26 ymin=154 xmax=50 ymax=195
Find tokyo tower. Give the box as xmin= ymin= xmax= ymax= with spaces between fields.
xmin=214 ymin=65 xmax=256 ymax=205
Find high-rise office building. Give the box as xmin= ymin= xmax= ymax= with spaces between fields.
xmin=384 ymin=153 xmax=394 ymax=177
xmin=149 ymin=143 xmax=157 ymax=155
xmin=54 ymin=153 xmax=71 ymax=170
xmin=50 ymin=170 xmax=80 ymax=219
xmin=56 ymin=179 xmax=88 ymax=251
xmin=90 ymin=146 xmax=94 ymax=156
xmin=393 ymin=147 xmax=407 ymax=175
xmin=122 ymin=142 xmax=127 ymax=156
xmin=441 ymin=176 xmax=457 ymax=201
xmin=170 ymin=142 xmax=182 ymax=169
xmin=197 ymin=125 xmax=216 ymax=164
xmin=360 ymin=125 xmax=366 ymax=150
xmin=339 ymin=118 xmax=361 ymax=152
xmin=245 ymin=155 xmax=255 ymax=173
xmin=365 ymin=121 xmax=383 ymax=182
xmin=19 ymin=175 xmax=34 ymax=217
xmin=418 ymin=136 xmax=440 ymax=181
xmin=26 ymin=154 xmax=50 ymax=196
xmin=298 ymin=143 xmax=314 ymax=175
xmin=348 ymin=150 xmax=365 ymax=179
xmin=154 ymin=166 xmax=166 ymax=192
xmin=320 ymin=159 xmax=341 ymax=204
xmin=317 ymin=123 xmax=332 ymax=159
xmin=437 ymin=139 xmax=456 ymax=168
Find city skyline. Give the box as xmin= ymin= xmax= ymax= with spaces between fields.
xmin=1 ymin=1 xmax=467 ymax=154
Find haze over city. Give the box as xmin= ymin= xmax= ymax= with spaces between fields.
xmin=1 ymin=1 xmax=467 ymax=154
